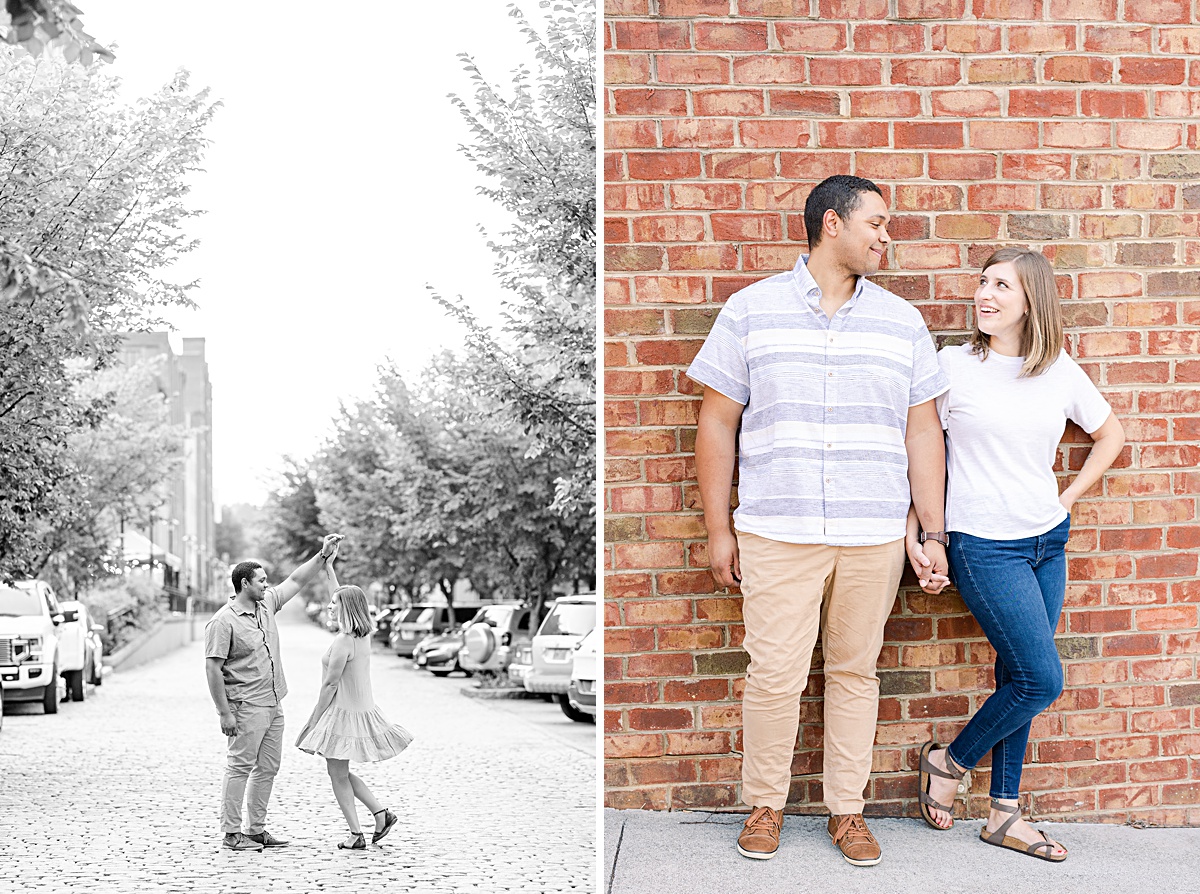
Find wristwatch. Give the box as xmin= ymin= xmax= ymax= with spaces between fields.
xmin=918 ymin=530 xmax=950 ymax=547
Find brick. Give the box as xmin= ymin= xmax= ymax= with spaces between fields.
xmin=1119 ymin=57 xmax=1187 ymax=86
xmin=612 ymin=89 xmax=689 ymax=117
xmin=968 ymin=183 xmax=1038 ymax=210
xmin=808 ymin=57 xmax=885 ymax=87
xmin=931 ymin=90 xmax=1002 ymax=117
xmin=852 ymin=91 xmax=923 ymax=118
xmin=694 ymin=22 xmax=768 ymax=51
xmin=779 ymin=153 xmax=854 ymax=180
xmin=1124 ymin=0 xmax=1191 ymax=24
xmin=612 ymin=21 xmax=691 ymax=50
xmin=1008 ymin=89 xmax=1077 ymax=118
xmin=1150 ymin=154 xmax=1200 ymax=179
xmin=773 ymin=22 xmax=848 ymax=53
xmin=628 ymin=707 xmax=694 ymax=731
xmin=852 ymin=23 xmax=925 ymax=54
xmin=1044 ymin=122 xmax=1111 ymax=149
xmin=967 ymin=57 xmax=1036 ymax=84
xmin=667 ymin=183 xmax=742 ymax=211
xmin=1051 ymin=0 xmax=1116 ymax=16
xmin=892 ymin=58 xmax=963 ymax=86
xmin=818 ymin=121 xmax=890 ymax=149
xmin=895 ymin=184 xmax=964 ymax=212
xmin=934 ymin=23 xmax=1002 ymax=53
xmin=606 ymin=54 xmax=652 ymax=85
xmin=928 ymin=153 xmax=998 ymax=180
xmin=733 ymin=56 xmax=808 ymax=85
xmin=710 ymin=213 xmax=783 ymax=242
xmin=936 ymin=214 xmax=1001 ymax=239
xmin=694 ymin=90 xmax=765 ymax=117
xmin=1084 ymin=150 xmax=1152 ymax=183
xmin=897 ymin=0 xmax=967 ymax=15
xmin=632 ymin=215 xmax=706 ymax=243
xmin=1084 ymin=25 xmax=1153 ymax=53
xmin=661 ymin=119 xmax=736 ymax=148
xmin=1043 ymin=184 xmax=1105 ymax=209
xmin=656 ymin=55 xmax=730 ymax=86
xmin=740 ymin=121 xmax=812 ymax=149
xmin=1009 ymin=25 xmax=1076 ymax=53
xmin=819 ymin=0 xmax=890 ymax=14
xmin=767 ymin=89 xmax=842 ymax=117
xmin=1044 ymin=56 xmax=1114 ymax=84
xmin=706 ymin=152 xmax=776 ymax=180
xmin=746 ymin=183 xmax=811 ymax=211
xmin=627 ymin=152 xmax=701 ymax=180
xmin=1079 ymin=271 xmax=1142 ymax=298
xmin=1081 ymin=90 xmax=1149 ymax=119
xmin=1117 ymin=123 xmax=1184 ymax=151
xmin=1002 ymin=154 xmax=1072 ymax=181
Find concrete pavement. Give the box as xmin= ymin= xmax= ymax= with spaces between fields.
xmin=0 ymin=599 xmax=596 ymax=893
xmin=604 ymin=807 xmax=1200 ymax=894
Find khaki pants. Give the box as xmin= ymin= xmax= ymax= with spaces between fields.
xmin=221 ymin=702 xmax=285 ymax=835
xmin=738 ymin=532 xmax=905 ymax=815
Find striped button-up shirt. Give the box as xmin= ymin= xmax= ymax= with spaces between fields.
xmin=686 ymin=255 xmax=948 ymax=546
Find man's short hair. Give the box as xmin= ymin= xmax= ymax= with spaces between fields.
xmin=231 ymin=561 xmax=263 ymax=594
xmin=803 ymin=175 xmax=884 ymax=248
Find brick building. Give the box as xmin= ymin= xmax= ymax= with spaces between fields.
xmin=120 ymin=332 xmax=222 ymax=605
xmin=603 ymin=2 xmax=1200 ymax=824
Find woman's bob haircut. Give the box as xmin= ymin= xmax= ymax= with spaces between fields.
xmin=332 ymin=585 xmax=373 ymax=638
xmin=970 ymin=247 xmax=1064 ymax=378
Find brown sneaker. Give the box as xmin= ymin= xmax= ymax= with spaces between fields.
xmin=827 ymin=813 xmax=881 ymax=866
xmin=737 ymin=806 xmax=783 ymax=860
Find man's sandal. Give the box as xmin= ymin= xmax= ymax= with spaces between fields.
xmin=979 ymin=799 xmax=1067 ymax=862
xmin=918 ymin=740 xmax=966 ymax=830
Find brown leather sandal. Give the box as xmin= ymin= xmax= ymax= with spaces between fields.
xmin=979 ymin=799 xmax=1067 ymax=862
xmin=918 ymin=740 xmax=966 ymax=830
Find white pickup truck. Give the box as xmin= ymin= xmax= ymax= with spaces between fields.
xmin=0 ymin=579 xmax=66 ymax=713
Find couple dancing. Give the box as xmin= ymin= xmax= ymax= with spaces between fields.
xmin=204 ymin=534 xmax=414 ymax=851
xmin=689 ymin=175 xmax=1125 ymax=866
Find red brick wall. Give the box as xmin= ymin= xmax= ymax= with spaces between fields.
xmin=603 ymin=2 xmax=1200 ymax=824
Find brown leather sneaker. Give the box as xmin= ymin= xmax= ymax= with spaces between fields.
xmin=737 ymin=806 xmax=783 ymax=860
xmin=827 ymin=813 xmax=881 ymax=866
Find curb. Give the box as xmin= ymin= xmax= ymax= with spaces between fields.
xmin=459 ymin=686 xmax=544 ymax=701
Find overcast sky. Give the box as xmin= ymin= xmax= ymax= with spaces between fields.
xmin=83 ymin=2 xmax=535 ymax=507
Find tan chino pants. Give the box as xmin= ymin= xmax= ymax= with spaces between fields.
xmin=737 ymin=532 xmax=905 ymax=815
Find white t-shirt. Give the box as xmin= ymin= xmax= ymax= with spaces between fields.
xmin=936 ymin=343 xmax=1113 ymax=540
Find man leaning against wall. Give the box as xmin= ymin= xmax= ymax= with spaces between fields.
xmin=687 ymin=174 xmax=949 ymax=867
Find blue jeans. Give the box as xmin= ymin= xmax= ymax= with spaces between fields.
xmin=944 ymin=516 xmax=1070 ymax=800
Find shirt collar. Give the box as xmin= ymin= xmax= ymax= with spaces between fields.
xmin=793 ymin=253 xmax=866 ymax=313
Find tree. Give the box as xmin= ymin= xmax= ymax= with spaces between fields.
xmin=1 ymin=0 xmax=114 ymax=67
xmin=434 ymin=0 xmax=596 ymax=516
xmin=0 ymin=46 xmax=216 ymax=578
xmin=313 ymin=355 xmax=595 ymax=620
xmin=34 ymin=357 xmax=186 ymax=592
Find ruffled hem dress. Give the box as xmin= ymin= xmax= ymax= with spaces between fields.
xmin=297 ymin=634 xmax=414 ymax=762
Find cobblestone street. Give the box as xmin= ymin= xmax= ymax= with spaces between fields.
xmin=0 ymin=601 xmax=597 ymax=893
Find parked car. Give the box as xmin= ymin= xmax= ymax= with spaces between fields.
xmin=56 ymin=600 xmax=104 ymax=701
xmin=373 ymin=604 xmax=405 ymax=646
xmin=0 ymin=580 xmax=66 ymax=713
xmin=524 ymin=593 xmax=597 ymax=721
xmin=414 ymin=626 xmax=470 ymax=677
xmin=568 ymin=627 xmax=597 ymax=722
xmin=507 ymin=641 xmax=534 ymax=688
xmin=458 ymin=603 xmax=534 ymax=680
xmin=391 ymin=604 xmax=479 ymax=658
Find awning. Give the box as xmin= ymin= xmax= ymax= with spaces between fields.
xmin=121 ymin=530 xmax=182 ymax=570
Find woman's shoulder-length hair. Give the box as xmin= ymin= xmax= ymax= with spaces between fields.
xmin=969 ymin=247 xmax=1064 ymax=378
xmin=334 ymin=585 xmax=374 ymax=638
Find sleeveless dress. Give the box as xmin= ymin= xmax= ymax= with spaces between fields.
xmin=296 ymin=635 xmax=414 ymax=762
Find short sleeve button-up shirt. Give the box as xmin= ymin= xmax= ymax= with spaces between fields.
xmin=686 ymin=254 xmax=949 ymax=546
xmin=204 ymin=587 xmax=288 ymax=706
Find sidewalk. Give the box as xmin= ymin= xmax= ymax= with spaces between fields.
xmin=604 ymin=808 xmax=1200 ymax=894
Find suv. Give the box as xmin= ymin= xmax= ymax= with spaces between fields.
xmin=525 ymin=593 xmax=597 ymax=721
xmin=568 ymin=626 xmax=597 ymax=721
xmin=391 ymin=604 xmax=480 ymax=658
xmin=458 ymin=603 xmax=534 ymax=681
xmin=57 ymin=600 xmax=104 ymax=701
xmin=0 ymin=580 xmax=66 ymax=713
